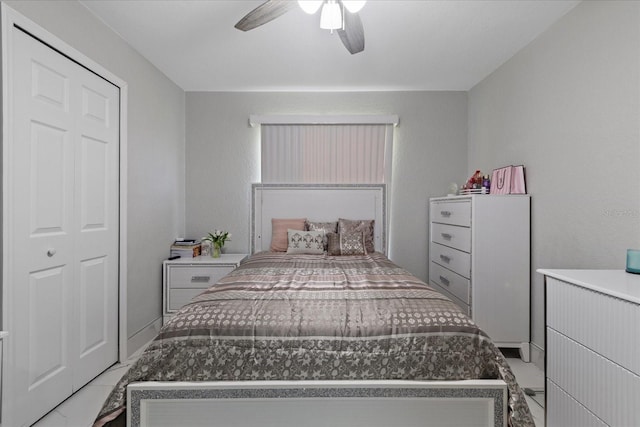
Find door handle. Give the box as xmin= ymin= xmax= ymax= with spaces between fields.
xmin=47 ymin=248 xmax=56 ymax=257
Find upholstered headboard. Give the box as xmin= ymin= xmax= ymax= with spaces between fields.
xmin=251 ymin=184 xmax=387 ymax=254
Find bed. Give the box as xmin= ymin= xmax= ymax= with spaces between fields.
xmin=94 ymin=184 xmax=533 ymax=427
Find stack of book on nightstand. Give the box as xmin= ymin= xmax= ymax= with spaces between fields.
xmin=170 ymin=239 xmax=201 ymax=258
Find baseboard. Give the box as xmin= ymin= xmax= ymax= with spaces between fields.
xmin=530 ymin=342 xmax=544 ymax=372
xmin=127 ymin=317 xmax=162 ymax=358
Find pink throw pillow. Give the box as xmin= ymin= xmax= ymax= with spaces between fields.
xmin=271 ymin=218 xmax=306 ymax=252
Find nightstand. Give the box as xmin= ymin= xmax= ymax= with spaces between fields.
xmin=162 ymin=254 xmax=247 ymax=324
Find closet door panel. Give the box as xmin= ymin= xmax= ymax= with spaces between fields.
xmin=29 ymin=122 xmax=71 ymax=234
xmin=73 ymin=64 xmax=119 ymax=389
xmin=79 ymin=258 xmax=108 ymax=355
xmin=11 ymin=28 xmax=76 ymax=425
xmin=27 ymin=266 xmax=69 ymax=389
xmin=8 ymin=27 xmax=119 ymax=426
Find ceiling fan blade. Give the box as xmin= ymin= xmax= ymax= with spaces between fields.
xmin=235 ymin=0 xmax=297 ymax=31
xmin=337 ymin=10 xmax=365 ymax=54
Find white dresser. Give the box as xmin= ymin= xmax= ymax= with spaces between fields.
xmin=163 ymin=254 xmax=247 ymax=324
xmin=539 ymin=269 xmax=640 ymax=427
xmin=429 ymin=195 xmax=530 ymax=360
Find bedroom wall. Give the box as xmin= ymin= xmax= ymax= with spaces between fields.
xmin=468 ymin=0 xmax=640 ymax=368
xmin=4 ymin=0 xmax=187 ymax=355
xmin=185 ymin=91 xmax=467 ymax=281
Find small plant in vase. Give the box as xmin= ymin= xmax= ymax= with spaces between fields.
xmin=202 ymin=229 xmax=231 ymax=258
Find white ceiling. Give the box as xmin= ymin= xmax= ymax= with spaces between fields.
xmin=80 ymin=0 xmax=580 ymax=92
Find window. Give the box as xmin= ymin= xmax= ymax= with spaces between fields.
xmin=252 ymin=115 xmax=397 ymax=184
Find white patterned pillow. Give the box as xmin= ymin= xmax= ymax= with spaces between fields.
xmin=286 ymin=229 xmax=325 ymax=254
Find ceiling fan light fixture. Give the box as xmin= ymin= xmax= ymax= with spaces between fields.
xmin=342 ymin=1 xmax=366 ymax=13
xmin=320 ymin=1 xmax=342 ymax=30
xmin=298 ymin=0 xmax=323 ymax=14
xmin=235 ymin=0 xmax=365 ymax=54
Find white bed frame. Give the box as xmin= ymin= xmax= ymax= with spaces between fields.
xmin=252 ymin=183 xmax=387 ymax=254
xmin=127 ymin=380 xmax=506 ymax=427
xmin=126 ymin=184 xmax=508 ymax=427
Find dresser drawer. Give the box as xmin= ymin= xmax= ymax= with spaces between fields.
xmin=429 ymin=281 xmax=470 ymax=316
xmin=547 ymin=380 xmax=608 ymax=427
xmin=547 ymin=328 xmax=640 ymax=426
xmin=168 ymin=288 xmax=206 ymax=311
xmin=168 ymin=265 xmax=235 ymax=289
xmin=546 ymin=277 xmax=640 ymax=375
xmin=431 ymin=223 xmax=471 ymax=253
xmin=429 ymin=261 xmax=470 ymax=304
xmin=430 ymin=200 xmax=471 ymax=227
xmin=430 ymin=242 xmax=470 ymax=278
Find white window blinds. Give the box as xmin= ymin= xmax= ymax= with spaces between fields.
xmin=261 ymin=123 xmax=392 ymax=184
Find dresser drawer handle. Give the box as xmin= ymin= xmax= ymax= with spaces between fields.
xmin=441 ymin=233 xmax=452 ymax=240
xmin=191 ymin=275 xmax=210 ymax=283
xmin=439 ymin=275 xmax=450 ymax=286
xmin=440 ymin=210 xmax=452 ymax=217
xmin=439 ymin=254 xmax=451 ymax=263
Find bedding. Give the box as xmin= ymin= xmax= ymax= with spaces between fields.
xmin=94 ymin=251 xmax=533 ymax=427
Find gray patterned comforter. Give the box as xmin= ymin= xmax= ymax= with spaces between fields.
xmin=95 ymin=251 xmax=533 ymax=427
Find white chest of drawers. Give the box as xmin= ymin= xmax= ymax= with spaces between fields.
xmin=539 ymin=269 xmax=640 ymax=427
xmin=163 ymin=254 xmax=247 ymax=324
xmin=429 ymin=195 xmax=530 ymax=360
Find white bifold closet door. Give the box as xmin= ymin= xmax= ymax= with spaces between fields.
xmin=8 ymin=28 xmax=119 ymax=426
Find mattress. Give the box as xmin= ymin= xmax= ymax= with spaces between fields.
xmin=95 ymin=251 xmax=533 ymax=427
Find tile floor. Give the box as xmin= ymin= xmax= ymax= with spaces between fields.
xmin=32 ymin=350 xmax=545 ymax=427
xmin=31 ymin=354 xmax=141 ymax=427
xmin=507 ymin=356 xmax=546 ymax=426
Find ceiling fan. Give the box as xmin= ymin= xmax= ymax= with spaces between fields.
xmin=234 ymin=0 xmax=366 ymax=54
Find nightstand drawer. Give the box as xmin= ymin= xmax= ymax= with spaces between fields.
xmin=429 ymin=261 xmax=470 ymax=304
xmin=431 ymin=223 xmax=471 ymax=252
xmin=430 ymin=200 xmax=471 ymax=227
xmin=168 ymin=288 xmax=205 ymax=311
xmin=168 ymin=265 xmax=235 ymax=288
xmin=430 ymin=242 xmax=470 ymax=278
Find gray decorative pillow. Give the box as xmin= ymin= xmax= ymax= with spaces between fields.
xmin=305 ymin=220 xmax=338 ymax=250
xmin=340 ymin=231 xmax=367 ymax=256
xmin=327 ymin=232 xmax=341 ymax=256
xmin=338 ymin=218 xmax=375 ymax=253
xmin=326 ymin=232 xmax=366 ymax=256
xmin=286 ymin=229 xmax=324 ymax=254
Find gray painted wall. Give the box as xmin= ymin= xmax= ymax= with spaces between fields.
xmin=185 ymin=91 xmax=467 ymax=281
xmin=12 ymin=0 xmax=633 ymax=368
xmin=5 ymin=1 xmax=187 ymax=353
xmin=468 ymin=1 xmax=640 ymax=367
